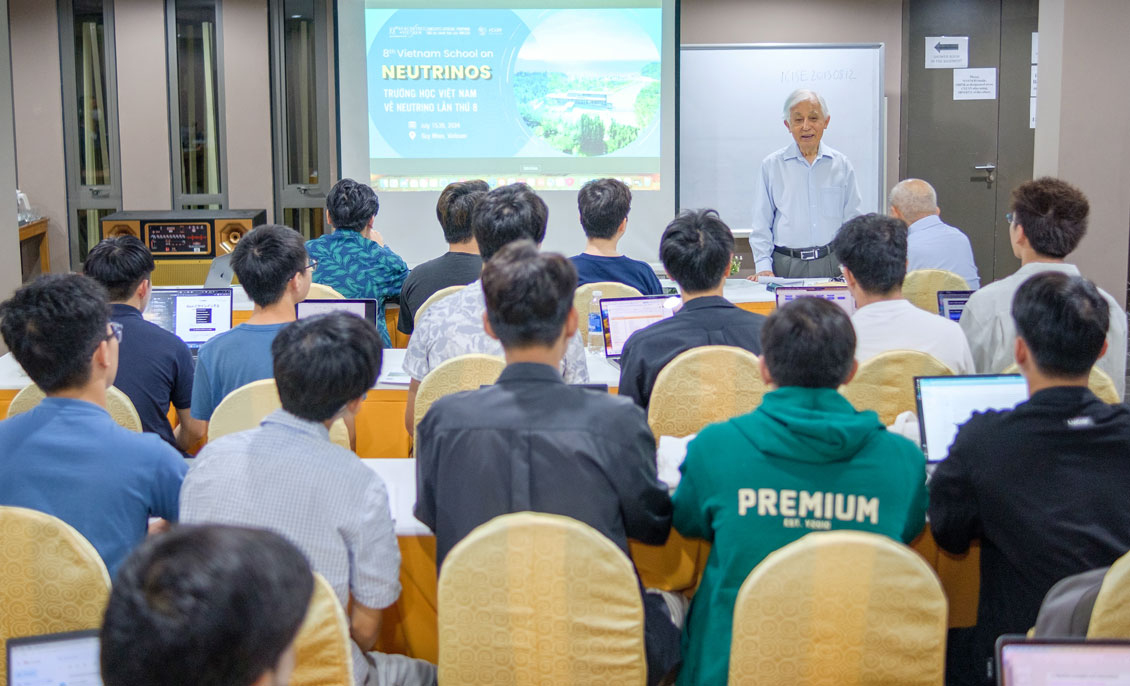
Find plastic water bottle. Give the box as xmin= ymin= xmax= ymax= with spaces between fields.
xmin=587 ymin=290 xmax=604 ymax=354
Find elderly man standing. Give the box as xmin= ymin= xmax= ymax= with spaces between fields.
xmin=890 ymin=178 xmax=980 ymax=288
xmin=750 ymin=89 xmax=863 ymax=279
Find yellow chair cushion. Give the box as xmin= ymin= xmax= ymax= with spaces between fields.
xmin=648 ymin=345 xmax=766 ymax=439
xmin=291 ymin=572 xmax=354 ymax=686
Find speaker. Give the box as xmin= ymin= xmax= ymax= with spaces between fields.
xmin=103 ymin=221 xmax=140 ymax=240
xmin=216 ymin=220 xmax=253 ymax=255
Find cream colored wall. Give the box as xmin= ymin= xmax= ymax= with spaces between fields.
xmin=0 ymin=0 xmax=22 ymax=309
xmin=1033 ymin=0 xmax=1130 ymax=307
xmin=9 ymin=0 xmax=69 ymax=274
xmin=679 ymin=0 xmax=904 ymax=202
xmin=221 ymin=0 xmax=274 ymax=222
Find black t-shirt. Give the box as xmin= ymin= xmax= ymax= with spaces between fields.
xmin=110 ymin=304 xmax=195 ymax=456
xmin=397 ymin=252 xmax=483 ymax=335
xmin=929 ymin=386 xmax=1130 ymax=685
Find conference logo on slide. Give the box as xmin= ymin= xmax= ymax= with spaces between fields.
xmin=366 ymin=8 xmax=662 ymax=161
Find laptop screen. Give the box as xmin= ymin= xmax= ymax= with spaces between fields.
xmin=295 ymin=299 xmax=379 ymax=326
xmin=997 ymin=637 xmax=1130 ymax=686
xmin=145 ymin=288 xmax=234 ymax=348
xmin=938 ymin=290 xmax=975 ymax=322
xmin=915 ymin=374 xmax=1028 ymax=462
xmin=600 ymin=295 xmax=680 ymax=358
xmin=774 ymin=285 xmax=856 ymax=316
xmin=7 ymin=630 xmax=102 ymax=686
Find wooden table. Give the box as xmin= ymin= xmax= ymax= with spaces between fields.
xmin=18 ymin=218 xmax=49 ymax=281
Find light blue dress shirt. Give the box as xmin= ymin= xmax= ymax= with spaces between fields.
xmin=750 ymin=142 xmax=863 ymax=272
xmin=906 ymin=215 xmax=981 ymax=289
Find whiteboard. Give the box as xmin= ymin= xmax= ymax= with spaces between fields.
xmin=679 ymin=44 xmax=885 ymax=231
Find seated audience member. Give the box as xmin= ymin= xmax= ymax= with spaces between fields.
xmin=833 ymin=213 xmax=974 ymax=372
xmin=414 ymin=241 xmax=680 ymax=685
xmin=569 ymin=178 xmax=663 ymax=294
xmin=671 ymin=297 xmax=928 ymax=686
xmin=960 ymin=177 xmax=1126 ymax=396
xmin=930 ymin=272 xmax=1130 ymax=686
xmin=397 ymin=180 xmax=488 ymax=336
xmin=403 ymin=182 xmax=589 ymax=432
xmin=890 ymin=178 xmax=980 ymax=288
xmin=191 ymin=224 xmax=311 ymax=424
xmin=101 ymin=525 xmax=313 ymax=686
xmin=83 ymin=236 xmax=204 ymax=456
xmin=180 ymin=312 xmax=435 ymax=686
xmin=0 ymin=274 xmax=187 ymax=576
xmin=306 ymin=178 xmax=408 ymax=347
xmin=618 ymin=209 xmax=766 ymax=409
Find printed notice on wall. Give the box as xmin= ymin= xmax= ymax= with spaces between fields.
xmin=1030 ymin=97 xmax=1037 ymax=129
xmin=925 ymin=36 xmax=969 ymax=69
xmin=1030 ymin=65 xmax=1037 ymax=97
xmin=953 ymin=68 xmax=997 ymax=100
xmin=1031 ymin=32 xmax=1039 ymax=64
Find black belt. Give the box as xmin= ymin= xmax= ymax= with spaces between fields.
xmin=774 ymin=244 xmax=832 ymax=261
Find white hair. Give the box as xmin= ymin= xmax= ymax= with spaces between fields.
xmin=889 ymin=178 xmax=939 ymax=221
xmin=782 ymin=89 xmax=830 ymax=121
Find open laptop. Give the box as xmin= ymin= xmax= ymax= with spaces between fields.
xmin=938 ymin=290 xmax=975 ymax=322
xmin=915 ymin=374 xmax=1028 ymax=462
xmin=773 ymin=285 xmax=856 ymax=316
xmin=600 ymin=295 xmax=681 ymax=367
xmin=144 ymin=287 xmax=234 ymax=360
xmin=202 ymin=253 xmax=235 ymax=288
xmin=996 ymin=635 xmax=1130 ymax=686
xmin=7 ymin=630 xmax=102 ymax=686
xmin=295 ymin=298 xmax=379 ymax=326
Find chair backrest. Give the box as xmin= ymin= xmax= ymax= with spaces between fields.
xmin=648 ymin=345 xmax=766 ymax=439
xmin=208 ymin=379 xmax=351 ymax=450
xmin=1088 ymin=549 xmax=1130 ymax=638
xmin=413 ymin=353 xmax=505 ymax=436
xmin=306 ymin=282 xmax=346 ymax=300
xmin=290 ymin=572 xmax=354 ymax=686
xmin=841 ymin=350 xmax=955 ymax=426
xmin=8 ymin=383 xmax=143 ymax=432
xmin=0 ymin=506 xmax=111 ymax=685
xmin=438 ymin=512 xmax=647 ymax=685
xmin=573 ymin=281 xmax=644 ymax=323
xmin=1002 ymin=363 xmax=1120 ymax=404
xmin=903 ymin=269 xmax=970 ymax=313
xmin=729 ymin=530 xmax=947 ymax=686
xmin=415 ymin=285 xmax=466 ymax=324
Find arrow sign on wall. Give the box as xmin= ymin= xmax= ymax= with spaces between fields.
xmin=925 ymin=36 xmax=969 ymax=69
xmin=935 ymin=42 xmax=960 ymax=51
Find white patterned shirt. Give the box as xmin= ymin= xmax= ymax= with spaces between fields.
xmin=403 ymin=280 xmax=590 ymax=383
xmin=180 ymin=410 xmax=400 ymax=685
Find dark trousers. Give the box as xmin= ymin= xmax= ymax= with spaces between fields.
xmin=772 ymin=250 xmax=841 ymax=279
xmin=643 ymin=590 xmax=682 ymax=686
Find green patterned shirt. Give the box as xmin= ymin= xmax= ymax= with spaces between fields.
xmin=305 ymin=230 xmax=409 ymax=347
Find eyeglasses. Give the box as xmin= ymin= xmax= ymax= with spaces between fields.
xmin=1005 ymin=212 xmax=1015 ymax=225
xmin=306 ymin=258 xmax=319 ymax=272
xmin=106 ymin=321 xmax=123 ymax=344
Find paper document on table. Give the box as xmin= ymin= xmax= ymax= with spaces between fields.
xmin=378 ymin=365 xmax=412 ymax=386
xmin=657 ymin=434 xmax=696 ymax=491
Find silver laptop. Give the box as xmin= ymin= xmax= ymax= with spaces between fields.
xmin=144 ymin=287 xmax=234 ymax=360
xmin=773 ymin=285 xmax=856 ymax=316
xmin=600 ymin=295 xmax=680 ymax=367
xmin=7 ymin=630 xmax=102 ymax=686
xmin=996 ymin=635 xmax=1130 ymax=686
xmin=914 ymin=374 xmax=1028 ymax=462
xmin=938 ymin=290 xmax=975 ymax=322
xmin=203 ymin=253 xmax=235 ymax=288
xmin=295 ymin=298 xmax=380 ymax=326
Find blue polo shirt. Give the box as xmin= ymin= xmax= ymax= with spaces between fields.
xmin=0 ymin=398 xmax=187 ymax=576
xmin=111 ymin=304 xmax=195 ymax=455
xmin=190 ymin=323 xmax=287 ymax=421
xmin=569 ymin=253 xmax=664 ymax=295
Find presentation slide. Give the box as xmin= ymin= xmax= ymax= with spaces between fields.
xmin=338 ymin=0 xmax=678 ymax=266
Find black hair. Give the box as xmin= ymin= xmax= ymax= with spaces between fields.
xmin=831 ymin=213 xmax=908 ymax=295
xmin=436 ymin=180 xmax=489 ymax=244
xmin=83 ymin=236 xmax=156 ymax=302
xmin=482 ymin=240 xmax=577 ymax=348
xmin=659 ymin=209 xmax=734 ymax=293
xmin=471 ymin=183 xmax=548 ymax=261
xmin=326 ymin=178 xmax=379 ymax=232
xmin=1012 ymin=271 xmax=1109 ymax=378
xmin=577 ymin=178 xmax=632 ymax=240
xmin=1011 ymin=177 xmax=1089 ymax=258
xmin=100 ymin=524 xmax=313 ymax=686
xmin=272 ymin=311 xmax=383 ymax=422
xmin=0 ymin=274 xmax=110 ymax=392
xmin=231 ymin=224 xmax=308 ymax=307
xmin=760 ymin=297 xmax=856 ymax=388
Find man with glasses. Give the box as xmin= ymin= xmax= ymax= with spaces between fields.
xmin=191 ymin=224 xmax=313 ymax=427
xmin=0 ymin=274 xmax=187 ymax=576
xmin=958 ymin=178 xmax=1126 ymax=397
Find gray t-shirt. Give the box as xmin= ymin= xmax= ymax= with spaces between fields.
xmin=397 ymin=251 xmax=482 ymax=335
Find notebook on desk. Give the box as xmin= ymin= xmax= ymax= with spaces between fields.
xmin=996 ymin=636 xmax=1130 ymax=686
xmin=915 ymin=374 xmax=1028 ymax=463
xmin=144 ymin=287 xmax=234 ymax=361
xmin=7 ymin=630 xmax=102 ymax=686
xmin=600 ymin=295 xmax=681 ymax=367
